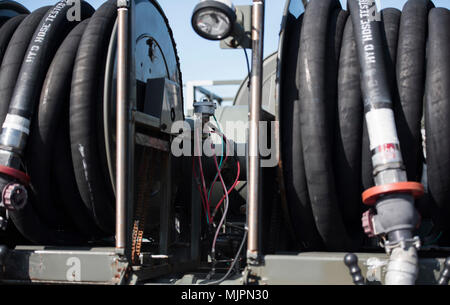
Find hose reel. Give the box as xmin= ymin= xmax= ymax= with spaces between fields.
xmin=280 ymin=0 xmax=450 ymax=253
xmin=0 ymin=0 xmax=183 ymax=247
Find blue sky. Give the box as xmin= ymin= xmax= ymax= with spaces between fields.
xmin=16 ymin=0 xmax=450 ymax=100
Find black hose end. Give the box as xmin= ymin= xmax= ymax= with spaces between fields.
xmin=2 ymin=183 xmax=27 ymax=211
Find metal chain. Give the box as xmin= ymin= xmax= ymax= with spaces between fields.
xmin=131 ymin=148 xmax=153 ymax=264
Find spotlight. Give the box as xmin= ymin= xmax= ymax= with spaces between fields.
xmin=191 ymin=0 xmax=237 ymax=41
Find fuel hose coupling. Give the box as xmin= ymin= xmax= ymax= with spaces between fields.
xmin=348 ymin=0 xmax=423 ymax=284
xmin=0 ymin=163 xmax=30 ymax=212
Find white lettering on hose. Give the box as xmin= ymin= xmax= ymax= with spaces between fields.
xmin=25 ymin=2 xmax=67 ymax=63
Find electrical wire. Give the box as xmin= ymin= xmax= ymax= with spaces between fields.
xmin=207 ymin=115 xmax=226 ymax=202
xmin=198 ymin=155 xmax=211 ymax=222
xmin=424 ymin=232 xmax=443 ymax=246
xmin=199 ymin=48 xmax=250 ymax=285
xmin=243 ymin=47 xmax=251 ymax=88
xmin=211 ymin=153 xmax=229 ymax=256
xmin=212 ymin=159 xmax=241 ymax=221
xmin=206 ymin=230 xmax=248 ymax=285
xmin=194 ymin=117 xmax=212 ymax=223
xmin=198 ymin=153 xmax=231 ymax=285
xmin=207 ymin=139 xmax=229 ymax=209
xmin=192 ymin=158 xmax=211 ymax=223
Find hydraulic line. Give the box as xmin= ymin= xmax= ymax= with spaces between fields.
xmin=297 ymin=0 xmax=352 ymax=250
xmin=28 ymin=18 xmax=103 ymax=238
xmin=25 ymin=4 xmax=94 ymax=230
xmin=0 ymin=14 xmax=27 ymax=64
xmin=0 ymin=6 xmax=51 ymax=129
xmin=334 ymin=17 xmax=364 ymax=238
xmin=396 ymin=0 xmax=432 ymax=183
xmin=0 ymin=1 xmax=29 ymax=16
xmin=281 ymin=14 xmax=324 ymax=250
xmin=1 ymin=1 xmax=82 ymax=154
xmin=70 ymin=0 xmax=118 ymax=234
xmin=425 ymin=7 xmax=450 ymax=230
xmin=350 ymin=0 xmax=425 ymax=285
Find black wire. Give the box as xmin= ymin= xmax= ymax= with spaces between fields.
xmin=205 ymin=230 xmax=248 ymax=285
xmin=243 ymin=47 xmax=251 ymax=88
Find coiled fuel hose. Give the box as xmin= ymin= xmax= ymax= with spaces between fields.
xmin=281 ymin=0 xmax=450 ymax=252
xmin=0 ymin=0 xmax=182 ymax=246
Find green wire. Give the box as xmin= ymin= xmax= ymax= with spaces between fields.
xmin=208 ymin=115 xmax=225 ymax=202
xmin=424 ymin=232 xmax=443 ymax=246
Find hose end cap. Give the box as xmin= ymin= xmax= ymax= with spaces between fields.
xmin=2 ymin=183 xmax=27 ymax=211
xmin=362 ymin=209 xmax=376 ymax=237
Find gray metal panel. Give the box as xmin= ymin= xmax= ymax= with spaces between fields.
xmin=1 ymin=248 xmax=129 ymax=284
xmin=249 ymin=253 xmax=447 ymax=285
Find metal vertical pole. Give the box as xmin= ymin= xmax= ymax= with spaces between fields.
xmin=116 ymin=0 xmax=129 ymax=251
xmin=247 ymin=0 xmax=264 ymax=264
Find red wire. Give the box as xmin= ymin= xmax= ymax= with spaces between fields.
xmin=208 ymin=154 xmax=228 ymax=200
xmin=197 ymin=155 xmax=211 ymax=221
xmin=208 ymin=130 xmax=229 ymax=201
xmin=212 ymin=159 xmax=241 ymax=222
xmin=192 ymin=158 xmax=210 ymax=223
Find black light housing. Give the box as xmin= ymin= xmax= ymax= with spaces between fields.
xmin=191 ymin=0 xmax=237 ymax=41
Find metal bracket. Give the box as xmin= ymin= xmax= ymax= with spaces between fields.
xmin=221 ymin=5 xmax=252 ymax=49
xmin=383 ymin=236 xmax=421 ymax=255
xmin=117 ymin=0 xmax=130 ymax=8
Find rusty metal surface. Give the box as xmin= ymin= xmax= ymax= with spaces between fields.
xmin=135 ymin=133 xmax=169 ymax=152
xmin=0 ymin=248 xmax=129 ymax=285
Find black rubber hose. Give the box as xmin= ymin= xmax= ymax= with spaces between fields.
xmin=348 ymin=1 xmax=394 ymax=112
xmin=0 ymin=1 xmax=30 ymax=15
xmin=70 ymin=0 xmax=117 ymax=233
xmin=28 ymin=19 xmax=103 ymax=238
xmin=334 ymin=17 xmax=364 ymax=238
xmin=281 ymin=15 xmax=324 ymax=250
xmin=425 ymin=8 xmax=450 ymax=230
xmin=6 ymin=2 xmax=94 ymax=233
xmin=0 ymin=1 xmax=29 ymax=26
xmin=6 ymin=3 xmax=95 ymax=245
xmin=0 ymin=14 xmax=27 ymax=65
xmin=361 ymin=121 xmax=374 ymax=190
xmin=297 ymin=0 xmax=353 ymax=250
xmin=0 ymin=6 xmax=50 ymax=128
xmin=7 ymin=1 xmax=94 ymax=127
xmin=396 ymin=0 xmax=432 ymax=182
xmin=325 ymin=8 xmax=348 ymax=150
xmin=8 ymin=191 xmax=86 ymax=245
xmin=53 ymin=116 xmax=104 ymax=238
xmin=358 ymin=7 xmax=402 ymax=193
xmin=380 ymin=9 xmax=401 ymax=89
xmin=281 ymin=0 xmax=450 ymax=249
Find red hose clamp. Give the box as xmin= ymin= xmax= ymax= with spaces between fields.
xmin=0 ymin=165 xmax=30 ymax=185
xmin=362 ymin=182 xmax=424 ymax=206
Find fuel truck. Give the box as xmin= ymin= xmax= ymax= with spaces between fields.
xmin=0 ymin=0 xmax=447 ymax=285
